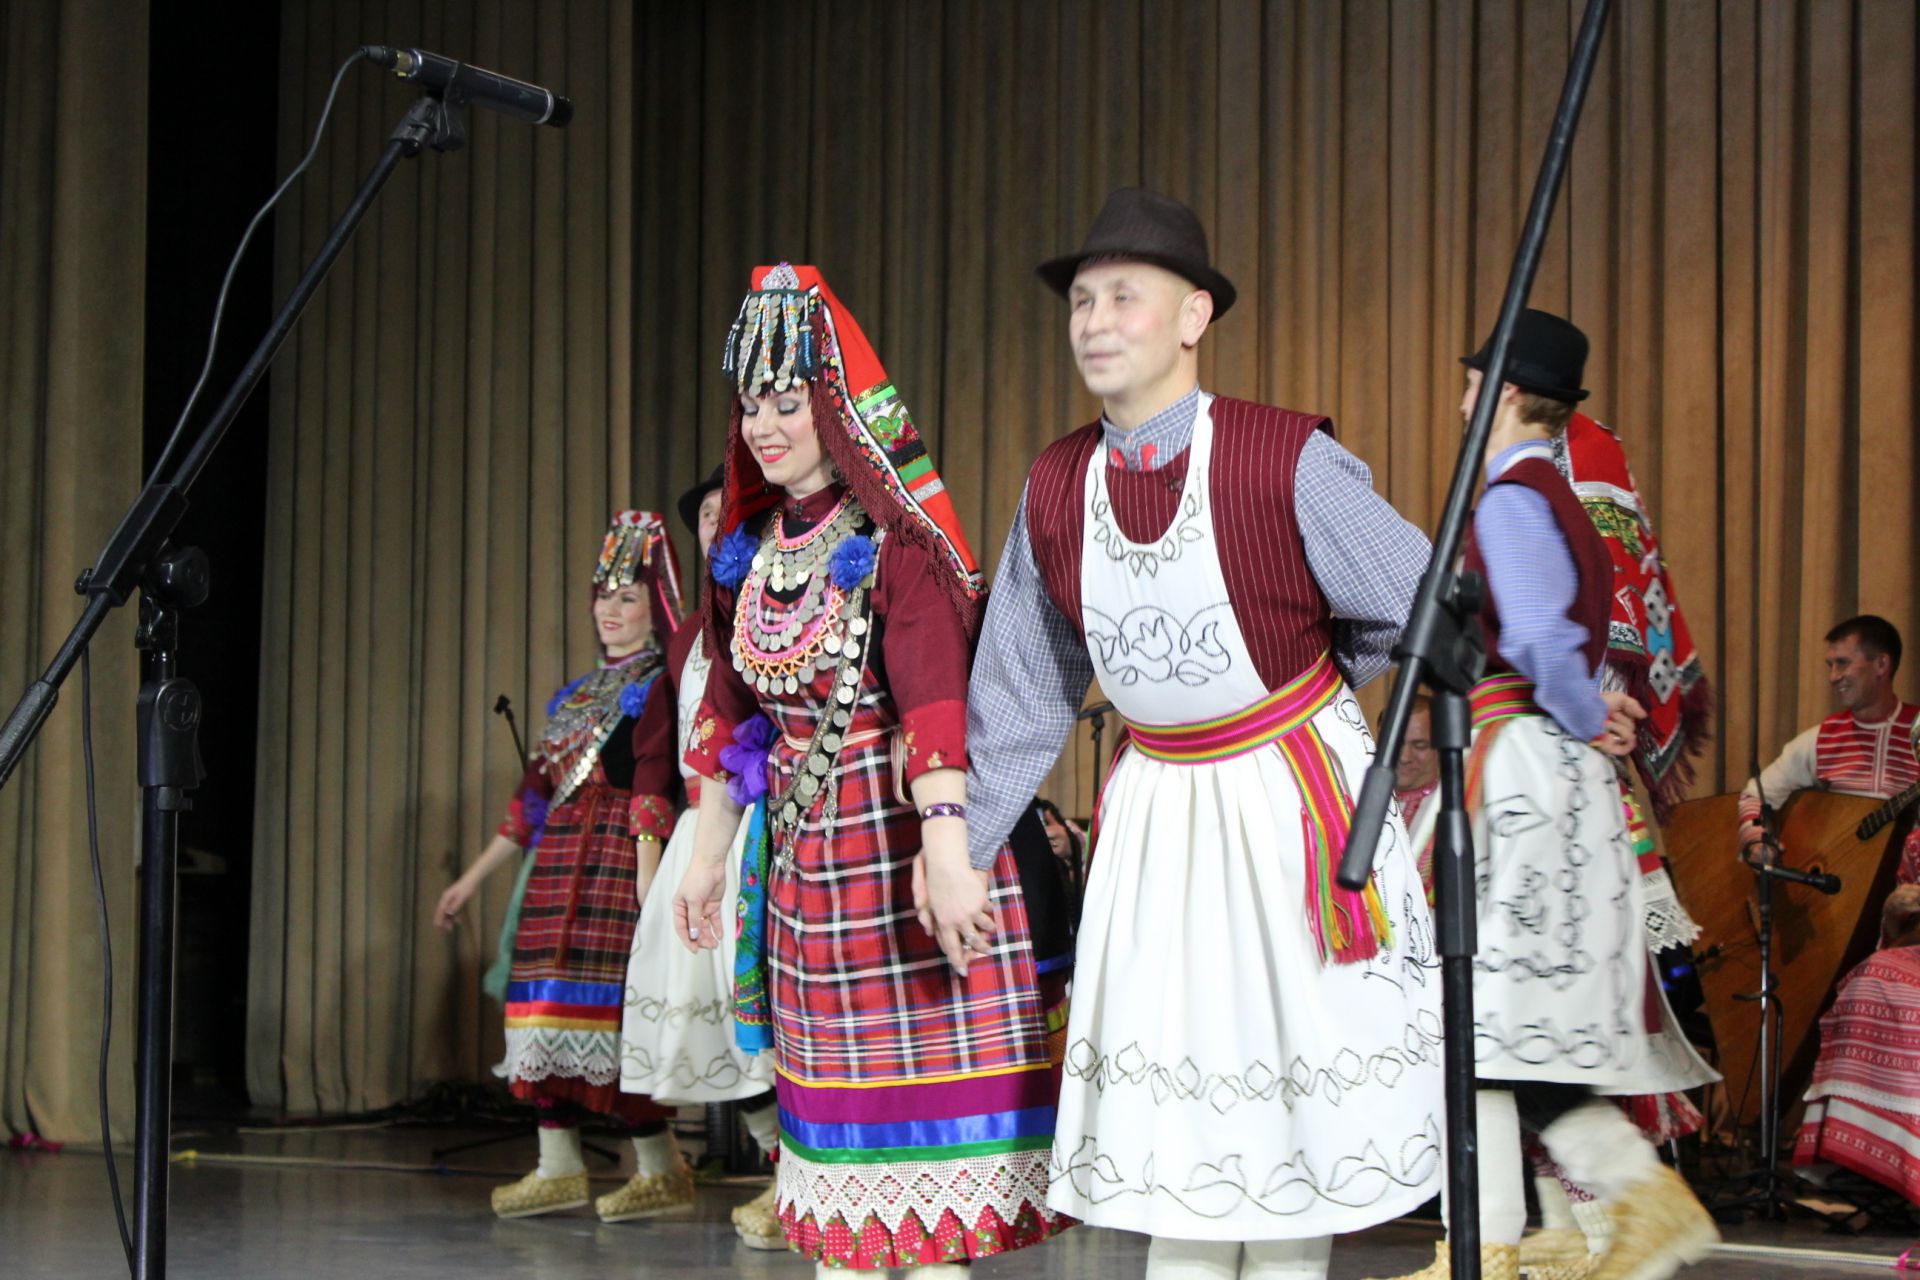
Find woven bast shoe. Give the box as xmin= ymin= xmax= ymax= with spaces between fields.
xmin=491 ymin=1169 xmax=589 ymax=1219
xmin=1587 ymin=1165 xmax=1718 ymax=1280
xmin=1366 ymin=1240 xmax=1521 ymax=1280
xmin=731 ymin=1180 xmax=786 ymax=1250
xmin=1520 ymin=1226 xmax=1597 ymax=1278
xmin=594 ymin=1163 xmax=695 ymax=1223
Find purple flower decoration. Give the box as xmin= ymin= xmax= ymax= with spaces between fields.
xmin=522 ymin=792 xmax=549 ymax=842
xmin=546 ymin=675 xmax=586 ymax=719
xmin=719 ymin=714 xmax=776 ymax=806
xmin=619 ymin=680 xmax=648 ymax=718
xmin=830 ymin=534 xmax=877 ymax=590
xmin=711 ymin=528 xmax=757 ymax=591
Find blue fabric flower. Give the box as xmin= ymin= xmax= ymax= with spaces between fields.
xmin=712 ymin=529 xmax=757 ymax=590
xmin=522 ymin=792 xmax=548 ymax=836
xmin=719 ymin=714 xmax=776 ymax=806
xmin=545 ymin=675 xmax=587 ymax=719
xmin=830 ymin=534 xmax=877 ymax=589
xmin=619 ymin=679 xmax=648 ymax=718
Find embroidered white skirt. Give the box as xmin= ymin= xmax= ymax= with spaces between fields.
xmin=619 ymin=807 xmax=772 ymax=1103
xmin=1467 ymin=715 xmax=1704 ymax=1091
xmin=1048 ymin=689 xmax=1444 ymax=1241
xmin=1406 ymin=729 xmax=1717 ymax=1096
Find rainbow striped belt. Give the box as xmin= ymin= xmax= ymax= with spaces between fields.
xmin=1122 ymin=652 xmax=1392 ymax=967
xmin=1466 ymin=671 xmax=1656 ymax=869
xmin=1468 ymin=671 xmax=1543 ymax=726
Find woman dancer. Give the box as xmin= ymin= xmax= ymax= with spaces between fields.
xmin=620 ymin=467 xmax=786 ymax=1247
xmin=673 ymin=264 xmax=1070 ymax=1277
xmin=436 ymin=511 xmax=694 ymax=1221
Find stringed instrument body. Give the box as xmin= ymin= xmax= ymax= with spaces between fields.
xmin=1664 ymin=790 xmax=1912 ymax=1124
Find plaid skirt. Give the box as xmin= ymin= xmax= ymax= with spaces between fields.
xmin=502 ymin=771 xmax=664 ymax=1124
xmin=758 ymin=684 xmax=1071 ymax=1267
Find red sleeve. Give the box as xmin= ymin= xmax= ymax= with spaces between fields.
xmin=497 ymin=758 xmax=555 ymax=845
xmin=873 ymin=533 xmax=970 ymax=783
xmin=627 ymin=670 xmax=679 ymax=841
xmin=685 ymin=584 xmax=762 ymax=780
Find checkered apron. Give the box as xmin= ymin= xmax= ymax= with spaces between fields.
xmin=755 ymin=663 xmax=1069 ymax=1266
xmin=503 ymin=750 xmax=666 ymax=1123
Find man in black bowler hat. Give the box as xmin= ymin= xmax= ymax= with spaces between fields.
xmin=1370 ymin=309 xmax=1718 ymax=1280
xmin=961 ymin=186 xmax=1445 ymax=1279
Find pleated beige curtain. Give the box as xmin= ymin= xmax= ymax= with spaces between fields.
xmin=0 ymin=0 xmax=149 ymax=1142
xmin=253 ymin=0 xmax=1920 ymax=1110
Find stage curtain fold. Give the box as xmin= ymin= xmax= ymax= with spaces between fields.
xmin=252 ymin=0 xmax=1920 ymax=1110
xmin=0 ymin=0 xmax=150 ymax=1143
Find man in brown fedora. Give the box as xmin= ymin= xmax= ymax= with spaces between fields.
xmin=959 ymin=187 xmax=1444 ymax=1278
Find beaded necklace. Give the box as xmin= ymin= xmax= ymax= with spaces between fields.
xmin=536 ymin=647 xmax=662 ymax=804
xmin=731 ymin=493 xmax=871 ymax=696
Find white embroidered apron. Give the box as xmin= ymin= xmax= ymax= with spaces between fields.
xmin=1046 ymin=395 xmax=1444 ymax=1241
xmin=620 ymin=630 xmax=771 ymax=1102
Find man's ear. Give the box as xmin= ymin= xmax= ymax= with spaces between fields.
xmin=1180 ymin=289 xmax=1215 ymax=348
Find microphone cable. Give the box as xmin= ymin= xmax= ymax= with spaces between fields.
xmin=142 ymin=47 xmax=369 ymax=488
xmin=81 ymin=650 xmax=133 ymax=1272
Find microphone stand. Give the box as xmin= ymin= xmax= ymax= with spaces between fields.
xmin=0 ymin=89 xmax=473 ymax=1280
xmin=1079 ymin=700 xmax=1113 ymax=809
xmin=493 ymin=694 xmax=529 ymax=771
xmin=1706 ymin=776 xmax=1839 ymax=1223
xmin=1333 ymin=3 xmax=1615 ymax=1276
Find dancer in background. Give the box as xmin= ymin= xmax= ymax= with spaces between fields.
xmin=436 ymin=512 xmax=694 ymax=1222
xmin=619 ymin=466 xmax=785 ymax=1246
xmin=1376 ymin=312 xmax=1716 ymax=1280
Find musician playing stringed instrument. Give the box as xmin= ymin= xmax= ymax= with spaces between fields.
xmin=1739 ymin=616 xmax=1920 ymax=883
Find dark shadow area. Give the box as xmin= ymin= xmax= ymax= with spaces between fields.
xmin=142 ymin=0 xmax=281 ymax=1116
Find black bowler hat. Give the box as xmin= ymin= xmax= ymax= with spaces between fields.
xmin=676 ymin=463 xmax=724 ymax=538
xmin=1460 ymin=308 xmax=1590 ymax=402
xmin=1036 ymin=187 xmax=1238 ymax=318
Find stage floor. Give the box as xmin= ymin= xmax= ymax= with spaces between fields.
xmin=2 ymin=1123 xmax=1907 ymax=1277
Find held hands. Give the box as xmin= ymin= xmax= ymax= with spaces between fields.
xmin=911 ymin=847 xmax=998 ymax=978
xmin=1591 ymin=690 xmax=1647 ymax=759
xmin=673 ymin=852 xmax=728 ymax=953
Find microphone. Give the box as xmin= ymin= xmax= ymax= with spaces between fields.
xmin=361 ymin=45 xmax=573 ymax=127
xmin=1751 ymin=859 xmax=1842 ymax=895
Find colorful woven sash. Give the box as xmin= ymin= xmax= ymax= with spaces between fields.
xmin=1123 ymin=652 xmax=1392 ymax=966
xmin=732 ymin=795 xmax=773 ymax=1053
xmin=1465 ymin=670 xmax=1659 ymax=870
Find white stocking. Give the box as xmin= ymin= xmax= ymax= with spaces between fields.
xmin=1146 ymin=1236 xmax=1243 ymax=1279
xmin=1534 ymin=1173 xmax=1577 ymax=1230
xmin=630 ymin=1128 xmax=681 ymax=1177
xmin=1240 ymin=1235 xmax=1332 ymax=1278
xmin=535 ymin=1124 xmax=586 ymax=1179
xmin=1538 ymin=1099 xmax=1659 ymax=1202
xmin=1438 ymin=1089 xmax=1525 ymax=1246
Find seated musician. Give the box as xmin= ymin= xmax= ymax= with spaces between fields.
xmin=1738 ymin=615 xmax=1920 ymax=881
xmin=1793 ymin=884 xmax=1920 ymax=1205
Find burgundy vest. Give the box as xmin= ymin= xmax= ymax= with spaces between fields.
xmin=1462 ymin=455 xmax=1612 ymax=676
xmin=1024 ymin=395 xmax=1334 ymax=690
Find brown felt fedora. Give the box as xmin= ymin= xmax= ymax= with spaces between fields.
xmin=1036 ymin=187 xmax=1237 ymax=318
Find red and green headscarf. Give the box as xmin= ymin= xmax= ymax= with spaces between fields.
xmin=715 ymin=263 xmax=984 ymax=634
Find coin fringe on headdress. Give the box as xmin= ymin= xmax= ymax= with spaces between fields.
xmin=722 ymin=262 xmax=821 ymax=396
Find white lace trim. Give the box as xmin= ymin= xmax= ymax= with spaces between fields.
xmin=1639 ymin=866 xmax=1701 ymax=953
xmin=779 ymin=1145 xmax=1055 ymax=1236
xmin=502 ymin=1026 xmax=622 ymax=1087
